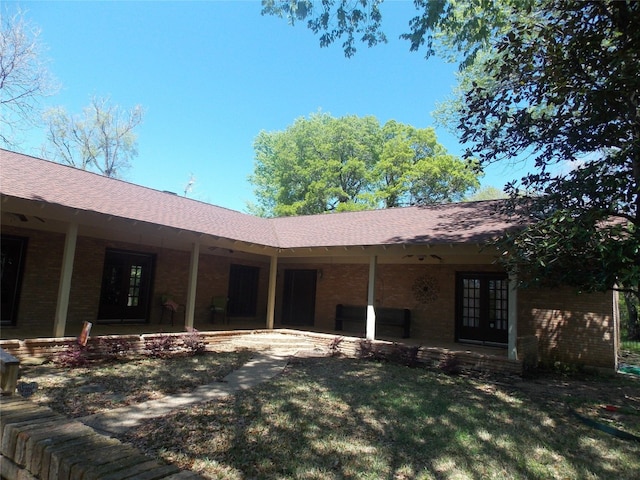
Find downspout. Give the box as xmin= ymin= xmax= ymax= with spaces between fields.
xmin=185 ymin=241 xmax=199 ymax=329
xmin=53 ymin=222 xmax=78 ymax=338
xmin=366 ymin=255 xmax=377 ymax=340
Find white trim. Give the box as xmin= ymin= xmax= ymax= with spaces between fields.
xmin=366 ymin=256 xmax=377 ymax=340
xmin=53 ymin=222 xmax=78 ymax=337
xmin=508 ymin=272 xmax=518 ymax=360
xmin=266 ymin=255 xmax=278 ymax=329
xmin=612 ymin=288 xmax=620 ymax=371
xmin=185 ymin=242 xmax=200 ymax=329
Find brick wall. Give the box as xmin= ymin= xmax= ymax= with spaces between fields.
xmin=277 ymin=262 xmax=370 ymax=331
xmin=308 ymin=262 xmax=506 ymax=343
xmin=0 ymin=395 xmax=200 ymax=479
xmin=66 ymin=236 xmax=109 ymax=331
xmin=1 ymin=226 xmax=264 ymax=336
xmin=1 ymin=226 xmax=64 ymax=333
xmin=2 ymin=224 xmax=617 ymax=370
xmin=518 ymin=287 xmax=617 ymax=369
xmin=196 ymin=254 xmax=230 ymax=323
xmin=0 ymin=330 xmax=523 ymax=376
xmin=294 ymin=263 xmax=617 ymax=370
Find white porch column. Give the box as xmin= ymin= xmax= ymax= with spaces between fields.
xmin=266 ymin=255 xmax=278 ymax=329
xmin=366 ymin=255 xmax=377 ymax=340
xmin=53 ymin=222 xmax=78 ymax=338
xmin=508 ymin=272 xmax=518 ymax=360
xmin=185 ymin=242 xmax=200 ymax=330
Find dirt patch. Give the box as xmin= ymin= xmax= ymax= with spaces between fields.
xmin=500 ymin=370 xmax=640 ymax=440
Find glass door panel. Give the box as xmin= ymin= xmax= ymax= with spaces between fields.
xmin=456 ymin=273 xmax=508 ymax=346
xmin=98 ymin=249 xmax=154 ymax=323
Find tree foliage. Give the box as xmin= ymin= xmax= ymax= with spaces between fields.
xmin=465 ymin=186 xmax=507 ymax=202
xmin=262 ymin=0 xmax=387 ymax=58
xmin=457 ymin=0 xmax=640 ymax=335
xmin=0 ymin=9 xmax=57 ymax=147
xmin=262 ymin=0 xmax=532 ymax=66
xmin=43 ymin=96 xmax=144 ymax=178
xmin=249 ymin=113 xmax=479 ymax=217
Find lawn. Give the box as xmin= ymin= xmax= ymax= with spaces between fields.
xmin=21 ymin=351 xmax=640 ymax=480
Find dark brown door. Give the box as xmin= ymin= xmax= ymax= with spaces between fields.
xmin=228 ymin=264 xmax=259 ymax=317
xmin=1 ymin=235 xmax=27 ymax=326
xmin=282 ymin=269 xmax=316 ymax=326
xmin=456 ymin=273 xmax=509 ymax=346
xmin=98 ymin=249 xmax=155 ymax=323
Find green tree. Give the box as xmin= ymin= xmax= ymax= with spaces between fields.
xmin=457 ymin=1 xmax=640 ymax=338
xmin=376 ymin=120 xmax=479 ymax=206
xmin=465 ymin=186 xmax=507 ymax=202
xmin=249 ymin=113 xmax=479 ymax=217
xmin=261 ymin=0 xmax=532 ymax=66
xmin=43 ymin=96 xmax=144 ymax=178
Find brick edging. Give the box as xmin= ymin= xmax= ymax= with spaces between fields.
xmin=0 ymin=396 xmax=203 ymax=480
xmin=0 ymin=329 xmax=524 ymax=375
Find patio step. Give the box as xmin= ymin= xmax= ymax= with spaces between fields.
xmin=229 ymin=332 xmax=323 ymax=355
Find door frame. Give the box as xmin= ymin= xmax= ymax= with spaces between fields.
xmin=97 ymin=248 xmax=155 ymax=323
xmin=1 ymin=235 xmax=28 ymax=326
xmin=455 ymin=272 xmax=509 ymax=347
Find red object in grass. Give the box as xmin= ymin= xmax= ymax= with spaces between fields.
xmin=604 ymin=405 xmax=619 ymax=412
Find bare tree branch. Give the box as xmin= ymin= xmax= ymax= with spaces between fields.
xmin=0 ymin=9 xmax=58 ymax=147
xmin=43 ymin=96 xmax=144 ymax=178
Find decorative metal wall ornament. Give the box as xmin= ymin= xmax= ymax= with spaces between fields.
xmin=412 ymin=275 xmax=440 ymax=304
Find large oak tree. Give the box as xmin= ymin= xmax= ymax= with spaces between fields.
xmin=249 ymin=113 xmax=479 ymax=217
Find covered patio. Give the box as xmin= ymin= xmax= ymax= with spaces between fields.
xmin=0 ymin=327 xmax=523 ymax=377
xmin=0 ymin=149 xmax=618 ymax=372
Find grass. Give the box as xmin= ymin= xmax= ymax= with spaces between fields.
xmin=20 ymin=351 xmax=640 ymax=480
xmin=621 ymin=340 xmax=640 ymax=355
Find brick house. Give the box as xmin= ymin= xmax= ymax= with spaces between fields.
xmin=0 ymin=149 xmax=619 ymax=371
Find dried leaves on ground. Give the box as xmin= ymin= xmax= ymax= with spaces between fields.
xmin=121 ymin=357 xmax=639 ymax=480
xmin=20 ymin=350 xmax=252 ymax=417
xmin=17 ymin=351 xmax=640 ymax=479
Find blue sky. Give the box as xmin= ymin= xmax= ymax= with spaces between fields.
xmin=8 ymin=0 xmax=529 ymax=212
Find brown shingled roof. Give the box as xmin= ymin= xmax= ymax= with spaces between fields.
xmin=1 ymin=149 xmax=277 ymax=246
xmin=271 ymin=201 xmax=516 ymax=248
xmin=1 ymin=149 xmax=518 ymax=248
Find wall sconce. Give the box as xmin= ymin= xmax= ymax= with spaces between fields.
xmin=318 ymin=269 xmax=323 ymax=279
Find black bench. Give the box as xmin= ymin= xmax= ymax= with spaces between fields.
xmin=334 ymin=304 xmax=411 ymax=338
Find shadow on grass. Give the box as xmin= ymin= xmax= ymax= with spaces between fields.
xmin=21 ymin=351 xmax=251 ymax=418
xmin=122 ymin=357 xmax=640 ymax=480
